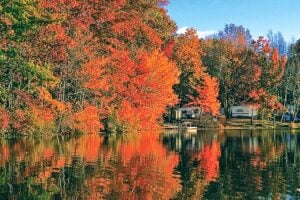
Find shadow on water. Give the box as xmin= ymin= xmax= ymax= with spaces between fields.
xmin=0 ymin=129 xmax=300 ymax=199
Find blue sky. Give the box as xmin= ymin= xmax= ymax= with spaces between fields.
xmin=166 ymin=0 xmax=300 ymax=42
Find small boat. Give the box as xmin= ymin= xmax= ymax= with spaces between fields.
xmin=181 ymin=122 xmax=197 ymax=133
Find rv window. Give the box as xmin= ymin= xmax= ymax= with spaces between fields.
xmin=182 ymin=110 xmax=187 ymax=114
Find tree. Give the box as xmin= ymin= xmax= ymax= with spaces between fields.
xmin=218 ymin=24 xmax=252 ymax=45
xmin=39 ymin=0 xmax=179 ymax=133
xmin=188 ymin=76 xmax=220 ymax=116
xmin=202 ymin=34 xmax=286 ymax=118
xmin=249 ymin=37 xmax=286 ymax=118
xmin=0 ymin=0 xmax=60 ymax=134
xmin=173 ymin=28 xmax=205 ymax=106
xmin=172 ymin=28 xmax=221 ymax=119
xmin=82 ymin=50 xmax=179 ymax=131
xmin=0 ymin=0 xmax=181 ymax=134
xmin=267 ymin=30 xmax=287 ymax=55
xmin=252 ymin=37 xmax=286 ymax=94
xmin=280 ymin=40 xmax=300 ymax=121
xmin=202 ymin=37 xmax=261 ymax=117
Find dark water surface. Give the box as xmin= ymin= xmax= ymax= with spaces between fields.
xmin=1 ymin=129 xmax=300 ymax=199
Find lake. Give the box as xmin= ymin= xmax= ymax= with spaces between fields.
xmin=0 ymin=129 xmax=300 ymax=199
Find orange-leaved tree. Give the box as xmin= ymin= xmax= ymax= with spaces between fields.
xmin=36 ymin=0 xmax=179 ymax=133
xmin=82 ymin=49 xmax=179 ymax=131
xmin=173 ymin=29 xmax=205 ymax=106
xmin=250 ymin=37 xmax=286 ymax=118
xmin=188 ymin=75 xmax=221 ymax=116
xmin=172 ymin=28 xmax=220 ymax=116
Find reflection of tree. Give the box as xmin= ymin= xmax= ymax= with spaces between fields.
xmin=197 ymin=140 xmax=221 ymax=182
xmin=164 ymin=132 xmax=221 ymax=199
xmin=204 ymin=130 xmax=300 ymax=199
xmin=96 ymin=133 xmax=181 ymax=199
xmin=0 ymin=133 xmax=181 ymax=199
xmin=2 ymin=130 xmax=300 ymax=199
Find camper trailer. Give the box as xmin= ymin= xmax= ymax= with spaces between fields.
xmin=231 ymin=105 xmax=258 ymax=118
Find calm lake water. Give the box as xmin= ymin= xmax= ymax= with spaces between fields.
xmin=1 ymin=129 xmax=300 ymax=199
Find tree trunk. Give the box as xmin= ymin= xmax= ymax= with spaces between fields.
xmin=281 ymin=88 xmax=288 ymax=122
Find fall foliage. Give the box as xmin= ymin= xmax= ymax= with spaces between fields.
xmin=0 ymin=1 xmax=289 ymax=135
xmin=0 ymin=0 xmax=178 ymax=134
xmin=202 ymin=29 xmax=286 ymax=118
xmin=188 ymin=76 xmax=220 ymax=116
xmin=173 ymin=29 xmax=205 ymax=106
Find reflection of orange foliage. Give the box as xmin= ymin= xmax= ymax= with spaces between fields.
xmin=55 ymin=157 xmax=65 ymax=169
xmin=0 ymin=133 xmax=180 ymax=199
xmin=120 ymin=134 xmax=168 ymax=163
xmin=82 ymin=133 xmax=180 ymax=199
xmin=12 ymin=143 xmax=26 ymax=162
xmin=0 ymin=145 xmax=9 ymax=164
xmin=113 ymin=134 xmax=181 ymax=199
xmin=38 ymin=167 xmax=52 ymax=182
xmin=43 ymin=148 xmax=55 ymax=159
xmin=85 ymin=134 xmax=102 ymax=163
xmin=198 ymin=140 xmax=221 ymax=182
xmin=250 ymin=145 xmax=284 ymax=169
xmin=71 ymin=134 xmax=103 ymax=163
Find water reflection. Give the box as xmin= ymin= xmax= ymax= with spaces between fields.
xmin=0 ymin=129 xmax=300 ymax=199
xmin=0 ymin=133 xmax=180 ymax=199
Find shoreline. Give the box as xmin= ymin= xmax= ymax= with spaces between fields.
xmin=164 ymin=118 xmax=300 ymax=131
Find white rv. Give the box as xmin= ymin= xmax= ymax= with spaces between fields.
xmin=231 ymin=105 xmax=258 ymax=118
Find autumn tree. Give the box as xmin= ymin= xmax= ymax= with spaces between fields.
xmin=280 ymin=40 xmax=300 ymax=121
xmin=250 ymin=37 xmax=286 ymax=118
xmin=202 ymin=36 xmax=261 ymax=117
xmin=217 ymin=24 xmax=252 ymax=46
xmin=171 ymin=28 xmax=221 ymax=117
xmin=188 ymin=76 xmax=220 ymax=116
xmin=0 ymin=0 xmax=182 ymax=134
xmin=172 ymin=29 xmax=205 ymax=106
xmin=3 ymin=0 xmax=289 ymax=133
xmin=0 ymin=0 xmax=60 ymax=134
xmin=203 ymin=33 xmax=286 ymax=118
xmin=37 ymin=0 xmax=179 ymax=133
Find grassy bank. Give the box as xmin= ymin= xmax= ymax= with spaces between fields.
xmin=223 ymin=119 xmax=300 ymax=130
xmin=170 ymin=118 xmax=300 ymax=130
